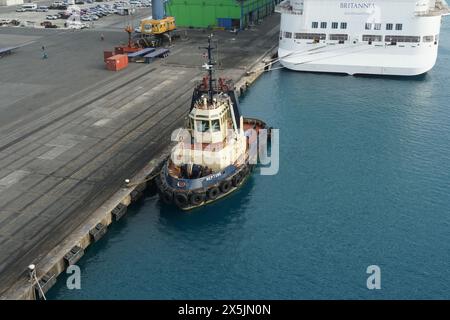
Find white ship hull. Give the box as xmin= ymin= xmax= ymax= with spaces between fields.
xmin=277 ymin=0 xmax=448 ymax=76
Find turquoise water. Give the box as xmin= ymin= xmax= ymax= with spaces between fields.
xmin=49 ymin=21 xmax=450 ymax=300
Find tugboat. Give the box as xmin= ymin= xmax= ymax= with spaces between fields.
xmin=155 ymin=35 xmax=269 ymax=210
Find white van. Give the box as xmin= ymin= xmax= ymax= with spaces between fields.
xmin=22 ymin=3 xmax=38 ymax=11
xmin=37 ymin=6 xmax=49 ymax=12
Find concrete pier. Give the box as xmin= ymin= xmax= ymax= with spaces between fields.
xmin=0 ymin=14 xmax=280 ymax=299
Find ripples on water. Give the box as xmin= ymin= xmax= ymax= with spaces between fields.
xmin=49 ymin=20 xmax=450 ymax=299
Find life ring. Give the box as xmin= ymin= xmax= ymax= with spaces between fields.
xmin=207 ymin=187 xmax=220 ymax=200
xmin=220 ymin=180 xmax=232 ymax=194
xmin=232 ymin=172 xmax=242 ymax=187
xmin=190 ymin=193 xmax=205 ymax=206
xmin=174 ymin=192 xmax=189 ymax=208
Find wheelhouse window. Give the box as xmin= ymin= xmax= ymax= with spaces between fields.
xmin=423 ymin=35 xmax=434 ymax=42
xmin=365 ymin=23 xmax=372 ymax=30
xmin=340 ymin=22 xmax=347 ymax=29
xmin=320 ymin=22 xmax=327 ymax=29
xmin=294 ymin=33 xmax=326 ymax=40
xmin=283 ymin=31 xmax=292 ymax=39
xmin=386 ymin=23 xmax=393 ymax=30
xmin=211 ymin=119 xmax=220 ymax=132
xmin=362 ymin=35 xmax=383 ymax=42
xmin=395 ymin=23 xmax=403 ymax=31
xmin=196 ymin=120 xmax=210 ymax=133
xmin=374 ymin=23 xmax=381 ymax=30
xmin=312 ymin=22 xmax=319 ymax=29
xmin=331 ymin=22 xmax=338 ymax=29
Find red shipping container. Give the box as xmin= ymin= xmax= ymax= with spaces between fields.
xmin=106 ymin=54 xmax=128 ymax=71
xmin=103 ymin=50 xmax=113 ymax=62
xmin=115 ymin=46 xmax=140 ymax=55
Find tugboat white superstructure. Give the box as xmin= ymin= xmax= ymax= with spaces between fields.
xmin=276 ymin=0 xmax=449 ymax=76
xmin=155 ymin=36 xmax=269 ymax=210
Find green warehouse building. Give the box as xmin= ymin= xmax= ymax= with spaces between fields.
xmin=165 ymin=0 xmax=282 ymax=30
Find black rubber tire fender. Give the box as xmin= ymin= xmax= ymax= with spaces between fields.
xmin=232 ymin=172 xmax=242 ymax=187
xmin=161 ymin=190 xmax=173 ymax=204
xmin=207 ymin=186 xmax=220 ymax=200
xmin=190 ymin=193 xmax=205 ymax=206
xmin=219 ymin=180 xmax=232 ymax=194
xmin=173 ymin=192 xmax=189 ymax=208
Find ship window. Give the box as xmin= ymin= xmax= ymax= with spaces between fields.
xmin=312 ymin=22 xmax=318 ymax=29
xmin=365 ymin=23 xmax=372 ymax=30
xmin=329 ymin=34 xmax=348 ymax=41
xmin=211 ymin=119 xmax=220 ymax=132
xmin=385 ymin=35 xmax=420 ymax=43
xmin=340 ymin=22 xmax=347 ymax=29
xmin=196 ymin=120 xmax=210 ymax=133
xmin=294 ymin=33 xmax=326 ymax=40
xmin=283 ymin=31 xmax=292 ymax=39
xmin=363 ymin=35 xmax=383 ymax=42
xmin=386 ymin=23 xmax=393 ymax=30
xmin=423 ymin=35 xmax=434 ymax=42
xmin=395 ymin=24 xmax=403 ymax=31
xmin=374 ymin=23 xmax=381 ymax=30
xmin=331 ymin=22 xmax=338 ymax=29
xmin=320 ymin=22 xmax=327 ymax=29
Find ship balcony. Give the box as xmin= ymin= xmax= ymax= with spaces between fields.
xmin=415 ymin=0 xmax=450 ymax=16
xmin=275 ymin=0 xmax=303 ymax=15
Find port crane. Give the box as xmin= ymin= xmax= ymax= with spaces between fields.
xmin=124 ymin=0 xmax=176 ymax=49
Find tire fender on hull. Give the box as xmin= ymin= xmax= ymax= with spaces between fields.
xmin=174 ymin=192 xmax=189 ymax=208
xmin=190 ymin=192 xmax=205 ymax=206
xmin=207 ymin=187 xmax=220 ymax=200
xmin=219 ymin=180 xmax=232 ymax=194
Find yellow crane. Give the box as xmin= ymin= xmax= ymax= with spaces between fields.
xmin=140 ymin=16 xmax=176 ymax=35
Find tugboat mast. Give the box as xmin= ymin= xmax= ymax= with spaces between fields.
xmin=201 ymin=35 xmax=216 ymax=103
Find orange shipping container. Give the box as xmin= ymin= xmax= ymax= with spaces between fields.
xmin=106 ymin=54 xmax=128 ymax=71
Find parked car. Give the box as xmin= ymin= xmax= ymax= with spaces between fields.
xmin=16 ymin=8 xmax=26 ymax=12
xmin=41 ymin=21 xmax=57 ymax=28
xmin=36 ymin=6 xmax=49 ymax=12
xmin=46 ymin=15 xmax=58 ymax=20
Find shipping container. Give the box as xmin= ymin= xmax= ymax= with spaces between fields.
xmin=106 ymin=54 xmax=128 ymax=71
